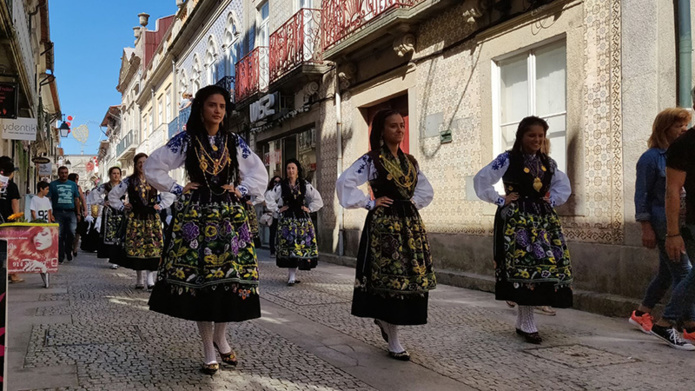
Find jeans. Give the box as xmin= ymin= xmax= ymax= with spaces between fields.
xmin=664 ymin=224 xmax=695 ymax=322
xmin=269 ymin=219 xmax=278 ymax=254
xmin=55 ymin=209 xmax=77 ymax=262
xmin=641 ymin=220 xmax=691 ymax=317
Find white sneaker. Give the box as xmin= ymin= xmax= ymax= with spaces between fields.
xmin=651 ymin=325 xmax=695 ymax=351
xmin=110 ymin=264 xmax=119 ymax=269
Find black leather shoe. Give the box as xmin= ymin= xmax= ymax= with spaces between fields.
xmin=388 ymin=350 xmax=410 ymax=361
xmin=200 ymin=363 xmax=219 ymax=375
xmin=213 ymin=342 xmax=238 ymax=366
xmin=516 ymin=328 xmax=542 ymax=344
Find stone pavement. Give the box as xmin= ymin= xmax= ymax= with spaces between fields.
xmin=7 ymin=249 xmax=695 ymax=391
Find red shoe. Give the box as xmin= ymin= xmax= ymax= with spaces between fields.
xmin=629 ymin=311 xmax=653 ymax=334
xmin=683 ymin=328 xmax=695 ymax=343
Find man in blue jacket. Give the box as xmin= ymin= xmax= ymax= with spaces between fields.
xmin=50 ymin=166 xmax=80 ymax=263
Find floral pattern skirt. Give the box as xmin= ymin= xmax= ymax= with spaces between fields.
xmin=493 ymin=200 xmax=573 ymax=307
xmin=246 ymin=203 xmax=259 ymax=239
xmin=352 ymin=201 xmax=436 ymax=325
xmin=275 ymin=212 xmax=318 ymax=270
xmin=148 ymin=194 xmax=260 ymax=322
xmin=111 ymin=211 xmax=163 ymax=271
xmin=98 ymin=207 xmax=124 ymax=259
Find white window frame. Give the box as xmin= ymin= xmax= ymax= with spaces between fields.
xmin=492 ymin=38 xmax=567 ymax=172
xmin=257 ymin=1 xmax=269 ymax=48
xmin=165 ymin=86 xmax=172 ymax=123
xmin=157 ymin=96 xmax=164 ymax=126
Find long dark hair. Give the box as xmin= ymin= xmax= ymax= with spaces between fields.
xmin=267 ymin=175 xmax=282 ymax=191
xmin=369 ymin=109 xmax=402 ymax=151
xmin=282 ymin=159 xmax=306 ymax=197
xmin=67 ymin=173 xmax=79 ymax=183
xmin=511 ymin=116 xmax=549 ymax=156
xmin=129 ymin=153 xmax=148 ymax=187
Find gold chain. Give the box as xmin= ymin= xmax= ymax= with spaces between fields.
xmin=194 ymin=136 xmax=230 ymax=176
xmin=381 ymin=153 xmax=415 ymax=189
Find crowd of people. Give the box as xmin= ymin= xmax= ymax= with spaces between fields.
xmin=4 ymin=84 xmax=695 ymax=374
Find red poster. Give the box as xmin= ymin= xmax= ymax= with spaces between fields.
xmin=0 ymin=223 xmax=59 ymax=273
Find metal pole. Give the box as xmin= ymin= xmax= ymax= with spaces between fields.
xmin=677 ymin=0 xmax=692 ymax=108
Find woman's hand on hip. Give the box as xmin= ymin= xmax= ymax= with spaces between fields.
xmin=374 ymin=196 xmax=394 ymax=208
xmin=504 ymin=192 xmax=519 ymax=205
xmin=183 ymin=182 xmax=200 ymax=193
xmin=301 ymin=206 xmax=310 ymax=213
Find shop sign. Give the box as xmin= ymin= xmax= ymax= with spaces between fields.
xmin=32 ymin=156 xmax=51 ymax=164
xmin=0 ymin=223 xmax=60 ymax=273
xmin=250 ymin=92 xmax=278 ymax=123
xmin=1 ymin=117 xmax=38 ymax=141
xmin=0 ymin=82 xmax=17 ymax=119
xmin=38 ymin=163 xmax=52 ymax=176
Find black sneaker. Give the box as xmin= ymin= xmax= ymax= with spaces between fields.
xmin=651 ymin=325 xmax=695 ymax=350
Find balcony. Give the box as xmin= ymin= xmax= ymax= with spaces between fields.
xmin=321 ymin=0 xmax=427 ymax=58
xmin=215 ymin=75 xmax=236 ymax=101
xmin=150 ymin=123 xmax=168 ymax=152
xmin=116 ymin=130 xmax=137 ymax=161
xmin=234 ymin=46 xmax=269 ymax=103
xmin=269 ymin=8 xmax=322 ymax=85
xmin=168 ymin=105 xmax=191 ymax=139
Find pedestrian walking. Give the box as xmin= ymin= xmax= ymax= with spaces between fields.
xmin=68 ymin=173 xmax=88 ymax=259
xmin=0 ymin=156 xmax=24 ymax=283
xmin=264 ymin=176 xmax=282 ymax=257
xmin=108 ymin=153 xmax=174 ymax=289
xmin=473 ymin=115 xmax=572 ymax=344
xmin=49 ymin=166 xmax=81 ymax=264
xmin=30 ymin=181 xmax=54 ymax=223
xmin=336 ymin=109 xmax=436 ymax=361
xmin=629 ymin=108 xmax=692 ymax=335
xmin=265 ymin=159 xmax=323 ymax=286
xmin=144 ymin=85 xmax=268 ymax=374
xmin=86 ymin=166 xmax=124 ymax=269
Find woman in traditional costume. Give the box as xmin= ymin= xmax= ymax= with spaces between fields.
xmin=264 ymin=176 xmax=282 ymax=257
xmin=87 ymin=166 xmax=124 ymax=269
xmin=144 ymin=85 xmax=267 ymax=375
xmin=473 ymin=115 xmax=572 ymax=344
xmin=265 ymin=159 xmax=323 ymax=285
xmin=335 ymin=109 xmax=436 ymax=361
xmin=109 ymin=154 xmax=174 ymax=289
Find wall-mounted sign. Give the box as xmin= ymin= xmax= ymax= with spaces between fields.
xmin=250 ymin=92 xmax=278 ymax=123
xmin=38 ymin=163 xmax=52 ymax=176
xmin=1 ymin=117 xmax=38 ymax=141
xmin=0 ymin=82 xmax=17 ymax=119
xmin=32 ymin=156 xmax=51 ymax=164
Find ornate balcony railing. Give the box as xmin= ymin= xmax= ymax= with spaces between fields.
xmin=116 ymin=130 xmax=135 ymax=158
xmin=235 ymin=47 xmax=269 ymax=103
xmin=215 ymin=75 xmax=236 ymax=102
xmin=321 ymin=0 xmax=424 ymax=51
xmin=168 ymin=105 xmax=191 ymax=139
xmin=269 ymin=8 xmax=322 ymax=84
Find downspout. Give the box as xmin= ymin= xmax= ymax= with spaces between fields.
xmin=677 ymin=0 xmax=692 ymax=108
xmin=335 ymin=70 xmax=344 ymax=256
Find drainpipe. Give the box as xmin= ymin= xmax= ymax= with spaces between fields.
xmin=335 ymin=71 xmax=344 ymax=256
xmin=677 ymin=0 xmax=692 ymax=108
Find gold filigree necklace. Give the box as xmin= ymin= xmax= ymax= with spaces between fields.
xmin=195 ymin=136 xmax=230 ymax=176
xmin=381 ymin=152 xmax=415 ymax=189
xmin=523 ymin=155 xmax=546 ymax=192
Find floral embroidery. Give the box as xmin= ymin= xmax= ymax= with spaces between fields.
xmin=236 ymin=134 xmax=251 ymax=159
xmin=123 ymin=211 xmax=164 ymax=259
xmin=356 ymin=154 xmax=371 ymax=174
xmin=276 ymin=215 xmax=318 ymax=264
xmin=166 ymin=131 xmax=190 ymax=154
xmin=491 ymin=152 xmax=509 ymax=170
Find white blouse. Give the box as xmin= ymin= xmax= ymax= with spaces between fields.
xmin=86 ymin=182 xmax=122 ymax=207
xmin=265 ymin=181 xmax=324 ymax=213
xmin=473 ymin=151 xmax=571 ymax=207
xmin=107 ymin=177 xmax=176 ymax=211
xmin=143 ymin=132 xmax=268 ymax=200
xmin=335 ymin=153 xmax=434 ymax=210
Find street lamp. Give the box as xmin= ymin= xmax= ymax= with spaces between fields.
xmin=59 ymin=115 xmax=71 ymax=138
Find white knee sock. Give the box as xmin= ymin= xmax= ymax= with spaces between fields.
xmin=288 ymin=268 xmax=297 ymax=283
xmin=378 ymin=320 xmax=406 ymax=353
xmin=213 ymin=322 xmax=232 ymax=354
xmin=136 ymin=271 xmax=144 ymax=286
xmin=197 ymin=321 xmax=217 ymax=364
xmin=517 ymin=306 xmax=538 ymax=333
xmin=147 ymin=271 xmax=156 ymax=286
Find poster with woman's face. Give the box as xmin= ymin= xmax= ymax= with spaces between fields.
xmin=0 ymin=224 xmax=59 ymax=273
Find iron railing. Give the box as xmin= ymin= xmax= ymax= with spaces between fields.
xmin=235 ymin=47 xmax=269 ymax=102
xmin=168 ymin=105 xmax=191 ymax=139
xmin=116 ymin=130 xmax=135 ymax=158
xmin=269 ymin=8 xmax=322 ymax=84
xmin=321 ymin=0 xmax=424 ymax=51
xmin=215 ymin=75 xmax=236 ymax=101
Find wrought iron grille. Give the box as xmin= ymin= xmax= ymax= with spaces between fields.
xmin=321 ymin=0 xmax=424 ymax=51
xmin=235 ymin=47 xmax=269 ymax=102
xmin=168 ymin=106 xmax=191 ymax=139
xmin=215 ymin=75 xmax=236 ymax=102
xmin=269 ymin=8 xmax=322 ymax=84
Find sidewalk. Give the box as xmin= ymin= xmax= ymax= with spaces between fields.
xmin=7 ymin=249 xmax=695 ymax=391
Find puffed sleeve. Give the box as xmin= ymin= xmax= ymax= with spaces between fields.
xmin=87 ymin=184 xmax=106 ymax=206
xmin=235 ymin=135 xmax=268 ymax=198
xmin=336 ymin=154 xmax=374 ymax=210
xmin=264 ymin=184 xmax=282 ymax=212
xmin=412 ymin=169 xmax=434 ymax=210
xmin=144 ymin=132 xmax=189 ymax=196
xmin=473 ymin=152 xmax=509 ymax=206
xmin=305 ymin=183 xmax=324 ymax=212
xmin=158 ymin=192 xmax=176 ymax=209
xmin=549 ymin=160 xmax=571 ymax=207
xmin=108 ymin=178 xmax=129 ymax=211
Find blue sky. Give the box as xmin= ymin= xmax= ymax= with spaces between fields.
xmin=49 ymin=0 xmax=176 ymax=155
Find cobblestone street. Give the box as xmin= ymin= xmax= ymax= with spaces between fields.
xmin=7 ymin=249 xmax=695 ymax=391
